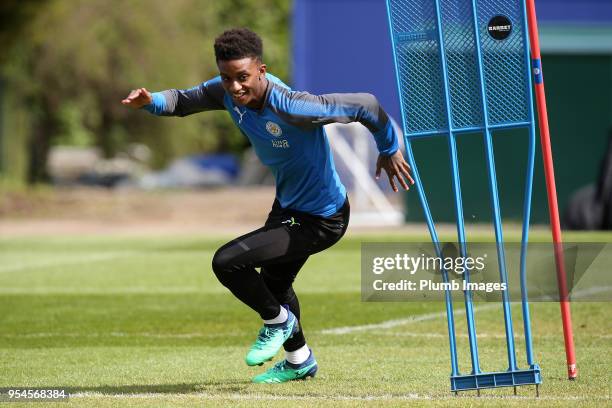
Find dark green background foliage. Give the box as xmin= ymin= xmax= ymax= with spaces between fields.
xmin=404 ymin=55 xmax=612 ymax=224
xmin=0 ymin=0 xmax=290 ymax=183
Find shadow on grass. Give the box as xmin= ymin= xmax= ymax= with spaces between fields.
xmin=57 ymin=380 xmax=252 ymax=396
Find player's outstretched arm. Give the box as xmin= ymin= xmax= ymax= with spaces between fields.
xmin=121 ymin=78 xmax=225 ymax=116
xmin=376 ymin=149 xmax=414 ymax=192
xmin=121 ymin=88 xmax=153 ymax=109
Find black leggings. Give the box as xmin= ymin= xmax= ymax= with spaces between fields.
xmin=212 ymin=197 xmax=350 ymax=352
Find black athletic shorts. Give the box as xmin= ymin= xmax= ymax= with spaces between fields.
xmin=261 ymin=196 xmax=350 ymax=263
xmin=211 ymin=196 xmax=350 ymax=321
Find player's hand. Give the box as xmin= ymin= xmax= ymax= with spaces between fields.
xmin=375 ymin=149 xmax=414 ymax=192
xmin=121 ymin=88 xmax=152 ymax=109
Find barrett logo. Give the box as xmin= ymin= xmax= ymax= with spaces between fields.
xmin=266 ymin=121 xmax=283 ymax=137
xmin=487 ymin=15 xmax=512 ymax=40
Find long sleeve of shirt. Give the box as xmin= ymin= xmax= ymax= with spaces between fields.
xmin=268 ymin=89 xmax=399 ymax=156
xmin=143 ymin=77 xmax=226 ymax=116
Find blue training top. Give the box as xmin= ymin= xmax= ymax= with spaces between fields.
xmin=144 ymin=73 xmax=399 ymax=217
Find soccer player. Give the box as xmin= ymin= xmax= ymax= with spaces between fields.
xmin=122 ymin=28 xmax=413 ymax=383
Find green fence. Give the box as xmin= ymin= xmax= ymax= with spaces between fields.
xmin=404 ymin=54 xmax=612 ymax=224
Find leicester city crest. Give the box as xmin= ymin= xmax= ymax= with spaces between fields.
xmin=266 ymin=121 xmax=282 ymax=137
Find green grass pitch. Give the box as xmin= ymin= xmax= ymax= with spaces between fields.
xmin=0 ymin=232 xmax=610 ymax=407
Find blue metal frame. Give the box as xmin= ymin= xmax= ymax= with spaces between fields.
xmin=385 ymin=0 xmax=542 ymax=393
xmin=469 ymin=0 xmax=518 ymax=373
xmin=385 ymin=3 xmax=461 ymax=378
xmin=432 ymin=0 xmax=481 ymax=375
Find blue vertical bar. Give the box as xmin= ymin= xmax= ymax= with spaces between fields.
xmin=520 ymin=130 xmax=536 ymax=367
xmin=433 ymin=0 xmax=481 ymax=375
xmin=385 ymin=0 xmax=459 ymax=377
xmin=405 ymin=140 xmax=460 ymax=377
xmin=469 ymin=0 xmax=518 ymax=371
xmin=519 ymin=0 xmax=536 ymax=367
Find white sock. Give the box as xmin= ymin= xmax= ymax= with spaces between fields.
xmin=286 ymin=344 xmax=310 ymax=365
xmin=263 ymin=306 xmax=288 ymax=325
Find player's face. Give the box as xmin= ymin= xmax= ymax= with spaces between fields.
xmin=218 ymin=57 xmax=267 ymax=109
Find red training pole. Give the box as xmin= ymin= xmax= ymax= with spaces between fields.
xmin=525 ymin=0 xmax=577 ymax=380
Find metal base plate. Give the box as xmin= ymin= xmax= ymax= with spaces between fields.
xmin=451 ymin=365 xmax=541 ymax=391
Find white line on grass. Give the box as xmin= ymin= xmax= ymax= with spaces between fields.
xmin=376 ymin=332 xmax=612 ymax=340
xmin=320 ymin=304 xmax=497 ymax=335
xmin=0 ymin=332 xmax=612 ymax=340
xmin=70 ymin=391 xmax=423 ymax=400
xmin=0 ymin=331 xmax=244 ymax=339
xmin=3 ymin=330 xmax=610 ymax=340
xmin=320 ymin=285 xmax=612 ymax=335
xmin=0 ymin=252 xmax=136 ymax=274
xmin=528 ymin=286 xmax=612 ymax=301
xmin=0 ymin=287 xmax=354 ymax=295
xmin=69 ymin=392 xmax=607 ymax=401
xmin=0 ymin=287 xmax=203 ymax=295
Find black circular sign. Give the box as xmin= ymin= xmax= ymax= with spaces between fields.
xmin=487 ymin=15 xmax=512 ymax=40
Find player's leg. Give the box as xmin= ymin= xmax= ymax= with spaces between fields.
xmin=251 ymin=199 xmax=350 ymax=383
xmin=212 ymin=197 xmax=350 ymax=376
xmin=261 ymin=258 xmax=308 ymax=353
xmin=211 ymin=226 xmax=291 ymax=320
xmin=211 ymin=225 xmax=304 ymax=366
xmin=257 ymin=197 xmax=350 ymax=355
xmin=251 ymin=259 xmax=318 ymax=383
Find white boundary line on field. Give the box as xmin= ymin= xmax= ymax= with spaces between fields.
xmin=0 ymin=252 xmax=135 ymax=274
xmin=320 ymin=286 xmax=612 ymax=335
xmin=0 ymin=331 xmax=240 ymax=339
xmin=69 ymin=392 xmax=609 ymax=401
xmin=319 ymin=304 xmax=497 ymax=335
xmin=0 ymin=287 xmax=352 ymax=295
xmin=0 ymin=287 xmax=204 ymax=295
xmin=2 ymin=330 xmax=610 ymax=340
xmin=378 ymin=332 xmax=612 ymax=339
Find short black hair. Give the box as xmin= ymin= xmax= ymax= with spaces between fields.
xmin=214 ymin=28 xmax=263 ymax=62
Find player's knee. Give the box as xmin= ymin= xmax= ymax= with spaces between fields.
xmin=211 ymin=248 xmax=236 ymax=284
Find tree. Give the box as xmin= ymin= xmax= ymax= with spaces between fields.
xmin=1 ymin=0 xmax=290 ymax=184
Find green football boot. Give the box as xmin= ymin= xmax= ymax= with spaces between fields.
xmin=245 ymin=308 xmax=298 ymax=366
xmin=252 ymin=349 xmax=318 ymax=383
